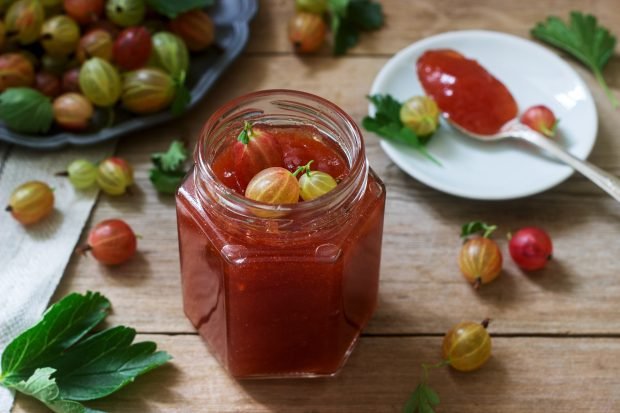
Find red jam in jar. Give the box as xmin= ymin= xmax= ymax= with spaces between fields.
xmin=417 ymin=49 xmax=518 ymax=135
xmin=176 ymin=90 xmax=386 ymax=378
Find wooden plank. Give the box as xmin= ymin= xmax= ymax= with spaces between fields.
xmin=50 ymin=55 xmax=620 ymax=336
xmin=12 ymin=335 xmax=620 ymax=412
xmin=247 ymin=0 xmax=620 ymax=66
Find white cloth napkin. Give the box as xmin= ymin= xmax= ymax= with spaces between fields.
xmin=0 ymin=142 xmax=114 ymax=412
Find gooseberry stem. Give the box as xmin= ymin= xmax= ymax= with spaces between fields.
xmin=55 ymin=171 xmax=69 ymax=177
xmin=75 ymin=245 xmax=92 ymax=256
xmin=5 ymin=205 xmax=12 ymax=212
xmin=237 ymin=121 xmax=253 ymax=144
xmin=481 ymin=318 xmax=491 ymax=329
xmin=420 ymin=360 xmax=450 ymax=383
xmin=292 ymin=160 xmax=314 ymax=177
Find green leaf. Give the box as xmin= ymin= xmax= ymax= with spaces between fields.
xmin=12 ymin=368 xmax=103 ymax=413
xmin=348 ymin=0 xmax=383 ymax=30
xmin=146 ymin=0 xmax=214 ymax=19
xmin=172 ymin=83 xmax=191 ymax=116
xmin=1 ymin=292 xmax=110 ymax=384
xmin=0 ymin=88 xmax=54 ymax=134
xmin=150 ymin=140 xmax=189 ymax=194
xmin=329 ymin=0 xmax=383 ymax=55
xmin=461 ymin=221 xmax=498 ymax=239
xmin=149 ymin=168 xmax=186 ymax=194
xmin=363 ymin=94 xmax=441 ymax=165
xmin=48 ymin=326 xmax=171 ymax=401
xmin=151 ymin=140 xmax=188 ymax=172
xmin=531 ymin=12 xmax=618 ymax=108
xmin=403 ymin=383 xmax=440 ymax=413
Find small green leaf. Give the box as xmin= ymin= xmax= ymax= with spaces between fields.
xmin=149 ymin=168 xmax=186 ymax=194
xmin=363 ymin=94 xmax=441 ymax=165
xmin=348 ymin=0 xmax=383 ymax=30
xmin=403 ymin=383 xmax=440 ymax=413
xmin=329 ymin=0 xmax=383 ymax=55
xmin=461 ymin=221 xmax=498 ymax=239
xmin=151 ymin=140 xmax=188 ymax=172
xmin=146 ymin=0 xmax=214 ymax=18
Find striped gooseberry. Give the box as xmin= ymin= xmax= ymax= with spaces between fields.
xmin=78 ymin=219 xmax=137 ymax=265
xmin=458 ymin=221 xmax=502 ymax=289
xmin=245 ymin=167 xmax=300 ymax=205
xmin=6 ymin=181 xmax=54 ymax=225
xmin=288 ymin=12 xmax=327 ymax=54
xmin=442 ymin=319 xmax=492 ymax=372
xmin=96 ymin=156 xmax=134 ymax=195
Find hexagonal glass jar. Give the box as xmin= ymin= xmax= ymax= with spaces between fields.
xmin=176 ymin=90 xmax=385 ymax=378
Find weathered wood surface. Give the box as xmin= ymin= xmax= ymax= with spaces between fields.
xmin=13 ymin=336 xmax=620 ymax=412
xmin=13 ymin=0 xmax=620 ymax=411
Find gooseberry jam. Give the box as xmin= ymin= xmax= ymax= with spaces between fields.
xmin=417 ymin=49 xmax=518 ymax=135
xmin=176 ymin=90 xmax=386 ymax=378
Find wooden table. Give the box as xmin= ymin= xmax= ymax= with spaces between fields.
xmin=14 ymin=1 xmax=620 ymax=411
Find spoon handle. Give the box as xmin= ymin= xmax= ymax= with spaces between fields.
xmin=513 ymin=128 xmax=620 ymax=202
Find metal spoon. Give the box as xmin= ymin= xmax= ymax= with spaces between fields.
xmin=448 ymin=119 xmax=620 ymax=202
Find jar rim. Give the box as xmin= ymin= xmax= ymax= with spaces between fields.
xmin=194 ymin=89 xmax=367 ymax=217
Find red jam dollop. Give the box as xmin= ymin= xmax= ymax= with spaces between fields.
xmin=417 ymin=49 xmax=518 ymax=135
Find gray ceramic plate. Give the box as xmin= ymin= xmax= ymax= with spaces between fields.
xmin=0 ymin=0 xmax=258 ymax=150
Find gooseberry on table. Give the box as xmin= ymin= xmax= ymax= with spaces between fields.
xmin=245 ymin=167 xmax=300 ymax=205
xmin=79 ymin=57 xmax=122 ymax=106
xmin=458 ymin=221 xmax=502 ymax=289
xmin=96 ymin=156 xmax=134 ymax=195
xmin=399 ymin=95 xmax=440 ymax=141
xmin=169 ymin=9 xmax=215 ymax=52
xmin=442 ymin=319 xmax=492 ymax=372
xmin=403 ymin=319 xmax=493 ymax=412
xmin=233 ymin=122 xmax=284 ymax=189
xmin=106 ymin=0 xmax=146 ymax=28
xmin=509 ymin=226 xmax=553 ymax=271
xmin=76 ymin=29 xmax=114 ymax=63
xmin=113 ymin=26 xmax=152 ymax=71
xmin=121 ymin=68 xmax=174 ymax=114
xmin=0 ymin=53 xmax=35 ymax=91
xmin=6 ymin=180 xmax=54 ymax=225
xmin=63 ymin=159 xmax=98 ymax=189
xmin=64 ymin=0 xmax=105 ymax=25
xmin=52 ymin=92 xmax=93 ymax=131
xmin=288 ymin=12 xmax=327 ymax=54
xmin=78 ymin=218 xmax=137 ymax=265
xmin=520 ymin=104 xmax=558 ymax=137
xmin=4 ymin=0 xmax=45 ymax=45
xmin=40 ymin=15 xmax=81 ymax=57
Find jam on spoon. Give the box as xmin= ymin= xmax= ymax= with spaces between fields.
xmin=417 ymin=49 xmax=518 ymax=135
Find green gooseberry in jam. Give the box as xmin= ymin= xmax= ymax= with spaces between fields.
xmin=295 ymin=160 xmax=337 ymax=201
xmin=245 ymin=167 xmax=300 ymax=205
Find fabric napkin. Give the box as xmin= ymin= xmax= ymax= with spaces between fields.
xmin=0 ymin=142 xmax=114 ymax=411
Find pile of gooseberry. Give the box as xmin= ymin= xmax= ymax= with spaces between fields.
xmin=0 ymin=0 xmax=215 ymax=135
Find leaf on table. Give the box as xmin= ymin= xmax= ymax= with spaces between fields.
xmin=329 ymin=0 xmax=383 ymax=55
xmin=152 ymin=140 xmax=188 ymax=172
xmin=1 ymin=292 xmax=110 ymax=385
xmin=13 ymin=368 xmax=103 ymax=413
xmin=150 ymin=140 xmax=189 ymax=194
xmin=531 ymin=11 xmax=618 ymax=108
xmin=403 ymin=383 xmax=440 ymax=413
xmin=48 ymin=326 xmax=171 ymax=401
xmin=146 ymin=0 xmax=214 ymax=19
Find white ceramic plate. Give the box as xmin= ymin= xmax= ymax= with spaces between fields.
xmin=370 ymin=30 xmax=598 ymax=200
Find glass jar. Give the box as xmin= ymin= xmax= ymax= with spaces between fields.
xmin=176 ymin=89 xmax=386 ymax=378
